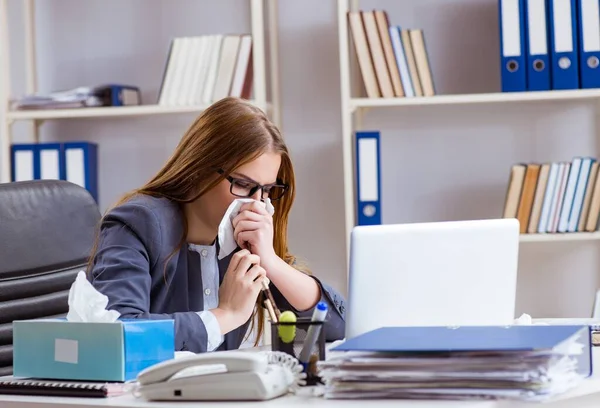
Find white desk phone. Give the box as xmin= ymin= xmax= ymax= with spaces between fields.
xmin=134 ymin=350 xmax=306 ymax=401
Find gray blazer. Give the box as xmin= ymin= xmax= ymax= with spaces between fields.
xmin=90 ymin=194 xmax=346 ymax=353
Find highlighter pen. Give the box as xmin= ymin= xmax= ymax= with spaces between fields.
xmin=298 ymin=302 xmax=328 ymax=366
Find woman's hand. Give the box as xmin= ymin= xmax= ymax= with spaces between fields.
xmin=232 ymin=201 xmax=278 ymax=271
xmin=211 ymin=249 xmax=266 ymax=334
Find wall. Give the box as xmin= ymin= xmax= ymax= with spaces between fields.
xmin=7 ymin=0 xmax=599 ymax=318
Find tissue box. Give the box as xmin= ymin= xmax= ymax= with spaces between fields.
xmin=12 ymin=319 xmax=174 ymax=382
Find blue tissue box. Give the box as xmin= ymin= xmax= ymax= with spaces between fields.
xmin=12 ymin=319 xmax=174 ymax=382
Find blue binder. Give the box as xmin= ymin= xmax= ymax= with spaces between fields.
xmin=37 ymin=143 xmax=64 ymax=180
xmin=333 ymin=325 xmax=590 ymax=359
xmin=578 ymin=0 xmax=600 ymax=88
xmin=549 ymin=0 xmax=580 ymax=89
xmin=355 ymin=131 xmax=382 ymax=226
xmin=10 ymin=144 xmax=38 ymax=182
xmin=525 ymin=0 xmax=552 ymax=90
xmin=63 ymin=142 xmax=98 ymax=203
xmin=499 ymin=0 xmax=527 ymax=92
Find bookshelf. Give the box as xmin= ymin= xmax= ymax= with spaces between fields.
xmin=519 ymin=232 xmax=600 ymax=243
xmin=0 ymin=0 xmax=281 ymax=184
xmin=336 ymin=0 xmax=600 ymax=262
xmin=350 ymin=89 xmax=600 ymax=110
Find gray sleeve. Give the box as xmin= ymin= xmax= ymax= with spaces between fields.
xmin=89 ymin=202 xmax=210 ymax=353
xmin=270 ymin=276 xmax=346 ymax=341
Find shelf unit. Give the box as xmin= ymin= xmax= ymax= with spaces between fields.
xmin=519 ymin=232 xmax=600 ymax=243
xmin=336 ymin=0 xmax=600 ymax=262
xmin=0 ymin=0 xmax=281 ymax=184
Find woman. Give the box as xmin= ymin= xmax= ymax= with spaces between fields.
xmin=89 ymin=97 xmax=346 ymax=353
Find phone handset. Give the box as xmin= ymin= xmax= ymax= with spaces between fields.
xmin=137 ymin=351 xmax=268 ymax=386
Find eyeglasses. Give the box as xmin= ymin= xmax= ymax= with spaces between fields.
xmin=217 ymin=169 xmax=288 ymax=201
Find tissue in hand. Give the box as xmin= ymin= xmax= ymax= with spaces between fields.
xmin=66 ymin=271 xmax=120 ymax=322
xmin=218 ymin=198 xmax=275 ymax=260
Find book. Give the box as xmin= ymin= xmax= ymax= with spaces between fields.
xmin=0 ymin=377 xmax=130 ymax=398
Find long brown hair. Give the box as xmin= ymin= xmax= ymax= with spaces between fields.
xmin=88 ymin=97 xmax=301 ymax=345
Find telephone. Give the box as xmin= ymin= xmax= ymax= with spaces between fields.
xmin=134 ymin=350 xmax=305 ymax=401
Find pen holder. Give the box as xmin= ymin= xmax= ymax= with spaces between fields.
xmin=270 ymin=317 xmax=326 ymax=386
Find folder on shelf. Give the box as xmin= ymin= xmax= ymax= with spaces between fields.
xmin=558 ymin=157 xmax=582 ymax=232
xmin=502 ymin=164 xmax=526 ymax=219
xmin=499 ymin=0 xmax=527 ymax=92
xmin=585 ymin=166 xmax=600 ymax=231
xmin=348 ymin=11 xmax=381 ymax=98
xmin=362 ymin=11 xmax=394 ymax=98
xmin=527 ymin=163 xmax=550 ymax=233
xmin=568 ymin=157 xmax=595 ymax=232
xmin=10 ymin=144 xmax=37 ymax=182
xmin=63 ymin=142 xmax=98 ymax=203
xmin=537 ymin=162 xmax=560 ymax=232
xmin=525 ymin=0 xmax=551 ymax=90
xmin=578 ymin=161 xmax=599 ymax=231
xmin=548 ymin=162 xmax=570 ymax=232
xmin=389 ymin=26 xmax=415 ymax=97
xmin=355 ymin=131 xmax=382 ymax=226
xmin=549 ymin=0 xmax=580 ymax=89
xmin=401 ymin=28 xmax=423 ymax=97
xmin=374 ymin=11 xmax=405 ymax=98
xmin=578 ymin=0 xmax=600 ymax=89
xmin=38 ymin=143 xmax=64 ymax=180
xmin=516 ymin=164 xmax=540 ymax=233
xmin=95 ymin=84 xmax=141 ymax=107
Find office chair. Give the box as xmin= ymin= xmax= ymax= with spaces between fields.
xmin=0 ymin=180 xmax=101 ymax=376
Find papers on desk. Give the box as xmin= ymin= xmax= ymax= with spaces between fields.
xmin=318 ymin=325 xmax=593 ymax=401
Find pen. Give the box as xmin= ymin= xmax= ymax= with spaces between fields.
xmin=298 ymin=302 xmax=328 ymax=366
xmin=261 ymin=279 xmax=281 ymax=322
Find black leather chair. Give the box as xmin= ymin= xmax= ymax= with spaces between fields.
xmin=0 ymin=180 xmax=101 ymax=375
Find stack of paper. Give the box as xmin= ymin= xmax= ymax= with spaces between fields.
xmin=12 ymin=87 xmax=103 ymax=110
xmin=318 ymin=325 xmax=592 ymax=401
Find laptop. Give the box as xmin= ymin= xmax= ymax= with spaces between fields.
xmin=345 ymin=218 xmax=520 ymax=339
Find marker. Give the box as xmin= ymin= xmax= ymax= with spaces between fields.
xmin=298 ymin=302 xmax=328 ymax=366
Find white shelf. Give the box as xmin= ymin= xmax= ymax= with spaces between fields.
xmin=336 ymin=0 xmax=600 ymax=266
xmin=0 ymin=0 xmax=281 ymax=183
xmin=350 ymin=89 xmax=600 ymax=110
xmin=6 ymin=101 xmax=271 ymax=121
xmin=519 ymin=232 xmax=600 ymax=242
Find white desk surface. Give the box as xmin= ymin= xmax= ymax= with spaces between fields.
xmin=2 ymin=378 xmax=600 ymax=408
xmin=4 ymin=343 xmax=600 ymax=408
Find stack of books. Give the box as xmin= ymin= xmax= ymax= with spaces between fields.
xmin=503 ymin=158 xmax=600 ymax=234
xmin=348 ymin=10 xmax=435 ymax=98
xmin=318 ymin=325 xmax=592 ymax=401
xmin=157 ymin=34 xmax=253 ymax=106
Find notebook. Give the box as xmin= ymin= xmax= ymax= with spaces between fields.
xmin=0 ymin=377 xmax=130 ymax=398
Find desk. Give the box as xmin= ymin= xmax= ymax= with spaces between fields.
xmin=2 ymin=378 xmax=600 ymax=408
xmin=4 ymin=345 xmax=600 ymax=407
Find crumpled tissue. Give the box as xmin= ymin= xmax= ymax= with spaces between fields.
xmin=513 ymin=313 xmax=549 ymax=325
xmin=66 ymin=271 xmax=120 ymax=322
xmin=218 ymin=198 xmax=275 ymax=260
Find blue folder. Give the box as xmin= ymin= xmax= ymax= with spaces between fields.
xmin=525 ymin=0 xmax=552 ymax=91
xmin=578 ymin=0 xmax=600 ymax=89
xmin=333 ymin=325 xmax=591 ymax=355
xmin=499 ymin=0 xmax=527 ymax=92
xmin=549 ymin=0 xmax=580 ymax=89
xmin=355 ymin=131 xmax=382 ymax=226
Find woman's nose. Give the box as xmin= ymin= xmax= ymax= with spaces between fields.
xmin=250 ymin=189 xmax=263 ymax=201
